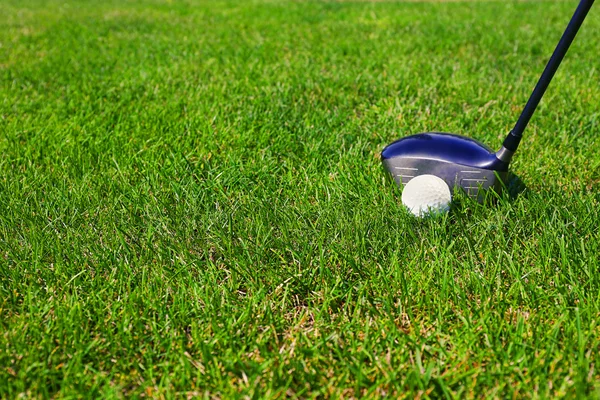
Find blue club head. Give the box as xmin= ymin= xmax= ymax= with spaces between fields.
xmin=381 ymin=132 xmax=510 ymax=201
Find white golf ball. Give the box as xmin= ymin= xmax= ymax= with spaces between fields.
xmin=401 ymin=174 xmax=452 ymax=217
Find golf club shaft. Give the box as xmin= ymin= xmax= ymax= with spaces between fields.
xmin=502 ymin=0 xmax=595 ymax=154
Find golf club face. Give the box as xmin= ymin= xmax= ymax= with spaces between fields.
xmin=381 ymin=132 xmax=509 ymax=201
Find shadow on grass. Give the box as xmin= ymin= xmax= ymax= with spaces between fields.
xmin=506 ymin=172 xmax=527 ymax=200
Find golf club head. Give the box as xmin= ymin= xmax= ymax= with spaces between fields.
xmin=382 ymin=132 xmax=509 ymax=201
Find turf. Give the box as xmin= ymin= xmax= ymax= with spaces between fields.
xmin=1 ymin=0 xmax=600 ymax=398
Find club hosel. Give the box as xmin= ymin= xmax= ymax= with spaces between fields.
xmin=502 ymin=131 xmax=522 ymax=152
xmin=496 ymin=146 xmax=514 ymax=164
xmin=495 ymin=131 xmax=520 ymax=163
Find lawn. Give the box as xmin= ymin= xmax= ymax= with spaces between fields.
xmin=1 ymin=0 xmax=600 ymax=398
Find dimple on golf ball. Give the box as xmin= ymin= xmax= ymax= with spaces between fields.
xmin=401 ymin=174 xmax=452 ymax=217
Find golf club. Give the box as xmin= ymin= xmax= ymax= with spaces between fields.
xmin=381 ymin=0 xmax=595 ymax=200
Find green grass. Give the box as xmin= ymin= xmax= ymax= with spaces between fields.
xmin=1 ymin=0 xmax=600 ymax=397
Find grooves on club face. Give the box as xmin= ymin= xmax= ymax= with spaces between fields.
xmin=381 ymin=132 xmax=509 ymax=202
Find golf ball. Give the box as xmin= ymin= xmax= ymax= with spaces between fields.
xmin=401 ymin=174 xmax=451 ymax=217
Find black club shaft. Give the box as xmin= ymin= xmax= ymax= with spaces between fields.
xmin=502 ymin=0 xmax=595 ymax=153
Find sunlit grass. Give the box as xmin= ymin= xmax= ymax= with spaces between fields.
xmin=1 ymin=0 xmax=599 ymax=397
